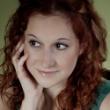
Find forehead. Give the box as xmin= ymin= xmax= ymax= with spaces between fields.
xmin=25 ymin=14 xmax=76 ymax=40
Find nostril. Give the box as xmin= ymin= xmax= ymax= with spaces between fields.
xmin=42 ymin=60 xmax=56 ymax=68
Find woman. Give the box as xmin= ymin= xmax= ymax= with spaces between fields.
xmin=0 ymin=0 xmax=110 ymax=110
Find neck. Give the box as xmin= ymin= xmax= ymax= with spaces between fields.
xmin=42 ymin=80 xmax=67 ymax=110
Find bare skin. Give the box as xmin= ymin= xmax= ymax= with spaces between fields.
xmin=0 ymin=40 xmax=110 ymax=110
xmin=0 ymin=14 xmax=110 ymax=110
xmin=11 ymin=41 xmax=58 ymax=110
xmin=11 ymin=41 xmax=44 ymax=110
xmin=100 ymin=93 xmax=110 ymax=110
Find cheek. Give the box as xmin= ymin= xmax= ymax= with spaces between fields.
xmin=24 ymin=46 xmax=36 ymax=66
xmin=25 ymin=53 xmax=35 ymax=69
xmin=24 ymin=47 xmax=43 ymax=68
xmin=58 ymin=50 xmax=79 ymax=74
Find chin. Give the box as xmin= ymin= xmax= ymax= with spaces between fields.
xmin=38 ymin=83 xmax=53 ymax=88
xmin=36 ymin=80 xmax=58 ymax=88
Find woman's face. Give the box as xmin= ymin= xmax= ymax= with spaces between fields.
xmin=24 ymin=14 xmax=82 ymax=88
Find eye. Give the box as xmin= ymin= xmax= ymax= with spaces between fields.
xmin=29 ymin=40 xmax=40 ymax=47
xmin=55 ymin=42 xmax=69 ymax=50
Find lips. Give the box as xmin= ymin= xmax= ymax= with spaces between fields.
xmin=38 ymin=69 xmax=58 ymax=74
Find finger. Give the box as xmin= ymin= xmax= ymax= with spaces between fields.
xmin=12 ymin=44 xmax=24 ymax=64
xmin=16 ymin=54 xmax=39 ymax=92
xmin=12 ymin=40 xmax=23 ymax=56
xmin=15 ymin=44 xmax=24 ymax=59
xmin=16 ymin=54 xmax=43 ymax=90
xmin=13 ymin=54 xmax=44 ymax=96
xmin=14 ymin=54 xmax=32 ymax=90
xmin=16 ymin=54 xmax=28 ymax=78
xmin=15 ymin=40 xmax=23 ymax=51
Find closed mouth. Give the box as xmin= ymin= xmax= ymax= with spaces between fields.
xmin=38 ymin=69 xmax=58 ymax=74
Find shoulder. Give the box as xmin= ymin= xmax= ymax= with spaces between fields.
xmin=97 ymin=78 xmax=110 ymax=110
xmin=99 ymin=78 xmax=110 ymax=110
xmin=91 ymin=78 xmax=110 ymax=110
xmin=100 ymin=93 xmax=110 ymax=110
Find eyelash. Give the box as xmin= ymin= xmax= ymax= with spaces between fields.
xmin=29 ymin=40 xmax=40 ymax=47
xmin=55 ymin=42 xmax=69 ymax=50
xmin=29 ymin=40 xmax=69 ymax=50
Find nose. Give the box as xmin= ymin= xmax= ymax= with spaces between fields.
xmin=41 ymin=49 xmax=56 ymax=68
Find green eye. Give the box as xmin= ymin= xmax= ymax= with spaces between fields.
xmin=29 ymin=40 xmax=40 ymax=47
xmin=56 ymin=42 xmax=69 ymax=50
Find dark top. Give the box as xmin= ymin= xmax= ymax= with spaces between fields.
xmin=91 ymin=79 xmax=110 ymax=110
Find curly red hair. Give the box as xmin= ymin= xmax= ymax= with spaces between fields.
xmin=0 ymin=0 xmax=107 ymax=110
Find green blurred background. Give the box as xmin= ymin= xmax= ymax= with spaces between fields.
xmin=0 ymin=0 xmax=110 ymax=69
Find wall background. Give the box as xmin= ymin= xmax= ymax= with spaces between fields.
xmin=0 ymin=0 xmax=110 ymax=69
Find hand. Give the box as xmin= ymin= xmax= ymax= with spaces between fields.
xmin=12 ymin=41 xmax=44 ymax=110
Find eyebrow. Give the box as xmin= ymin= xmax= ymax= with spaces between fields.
xmin=26 ymin=34 xmax=40 ymax=40
xmin=26 ymin=33 xmax=71 ymax=41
